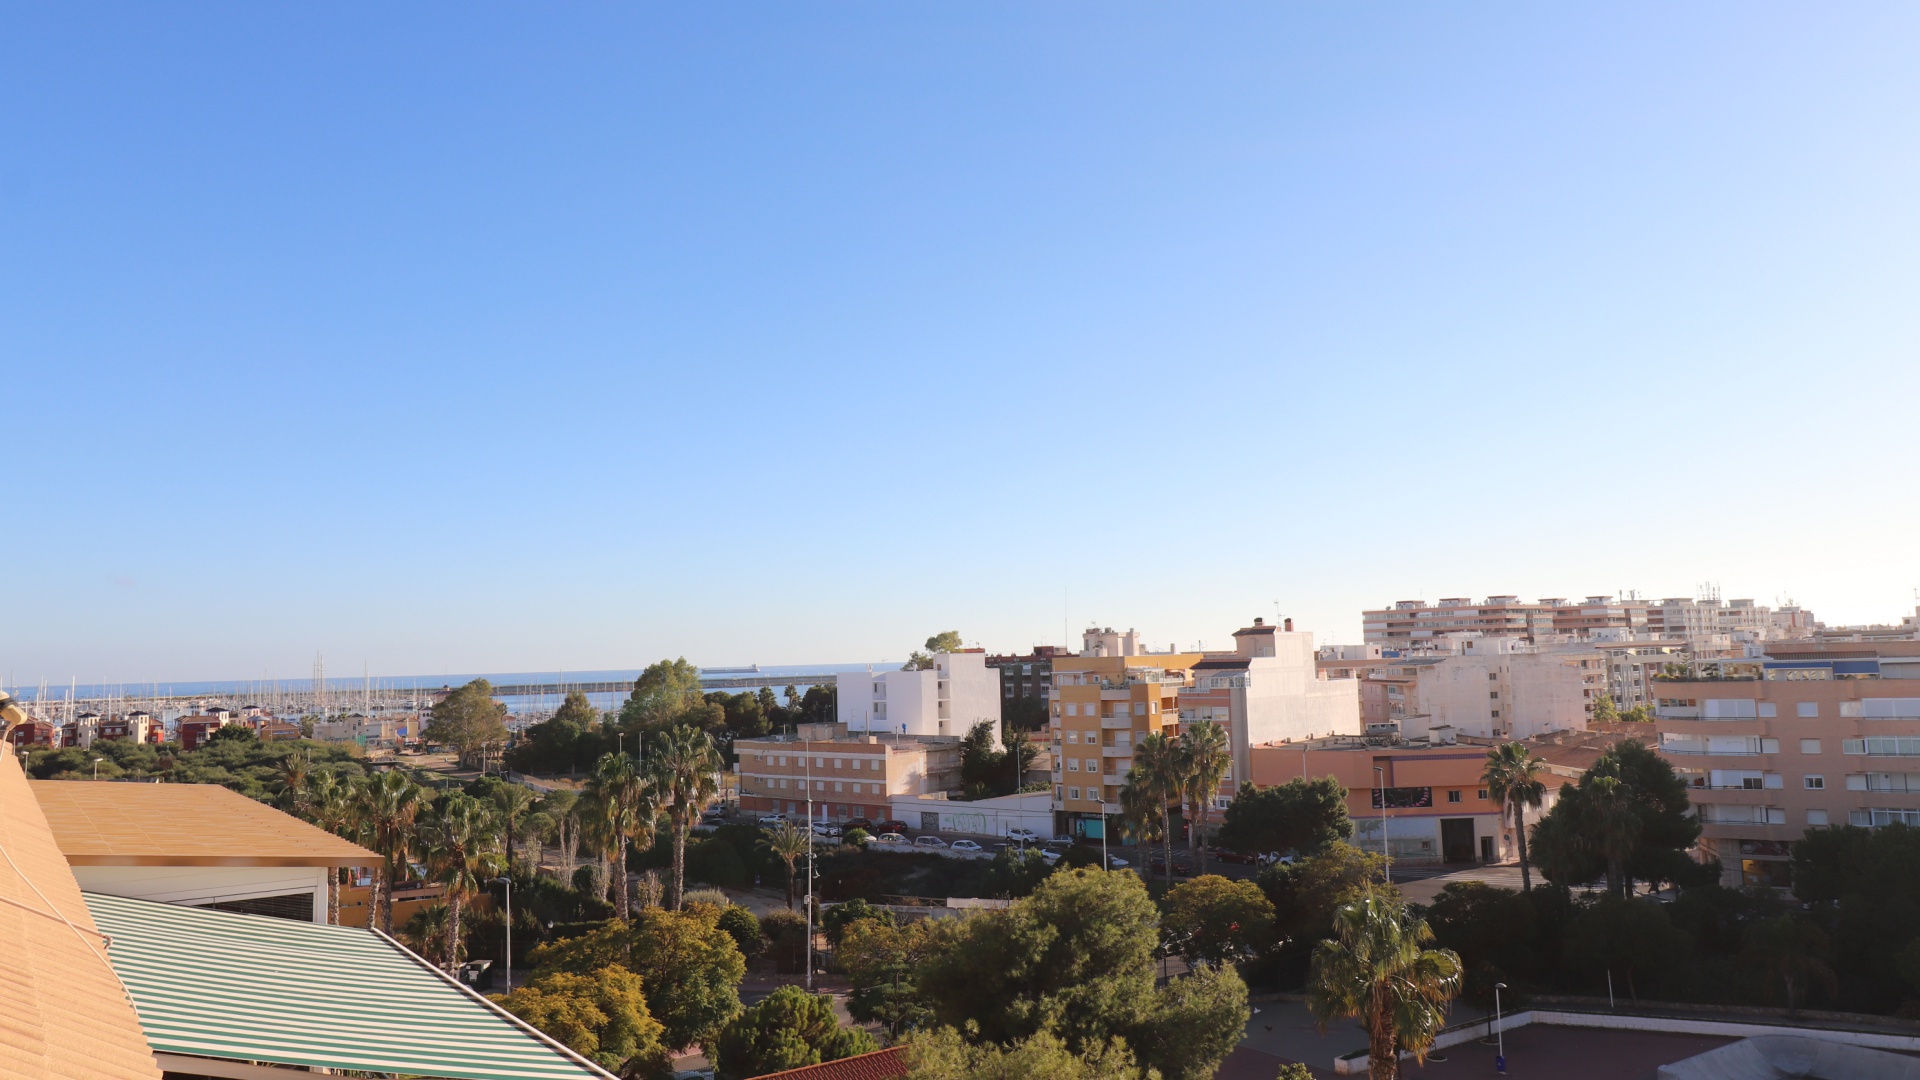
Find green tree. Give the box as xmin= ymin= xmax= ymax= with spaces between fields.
xmin=498 ymin=965 xmax=671 ymax=1077
xmin=585 ymin=751 xmax=656 ymax=918
xmin=1130 ymin=962 xmax=1250 ymax=1080
xmin=418 ymin=793 xmax=504 ymax=972
xmin=767 ymin=820 xmax=812 ymax=909
xmin=621 ymin=659 xmax=705 ymax=728
xmin=1529 ymin=740 xmax=1702 ymax=897
xmin=1215 ymin=776 xmax=1353 ymax=859
xmin=1161 ymin=874 xmax=1276 ymax=966
xmin=511 ymin=690 xmax=601 ymax=774
xmin=1481 ymin=742 xmax=1547 ymax=892
xmin=208 ymin=724 xmax=257 ymax=746
xmin=905 ymin=1028 xmax=1148 ymax=1080
xmin=647 ymin=724 xmax=723 ymax=909
xmin=1561 ymin=896 xmax=1691 ymax=1000
xmin=1743 ymin=915 xmax=1835 ymax=1016
xmin=710 ymin=986 xmax=878 ymax=1080
xmin=904 ymin=631 xmax=965 ymax=671
xmin=1177 ymin=721 xmax=1232 ymax=874
xmin=628 ymin=905 xmax=747 ymax=1051
xmin=841 ymin=918 xmax=939 ymax=1038
xmin=1591 ymin=695 xmax=1619 ymax=722
xmin=426 ymin=679 xmax=511 ymax=771
xmin=353 ymin=770 xmax=425 ymax=934
xmin=823 ymin=897 xmax=893 ymax=947
xmin=1308 ymin=891 xmax=1462 ymax=1080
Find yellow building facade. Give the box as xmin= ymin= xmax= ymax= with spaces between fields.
xmin=1049 ymin=651 xmax=1204 ymax=838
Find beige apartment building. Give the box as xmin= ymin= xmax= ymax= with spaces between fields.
xmin=735 ymin=722 xmax=961 ymax=822
xmin=1361 ymin=636 xmax=1603 ymax=740
xmin=1363 ymin=595 xmax=1650 ymax=647
xmin=1654 ymin=640 xmax=1920 ymax=888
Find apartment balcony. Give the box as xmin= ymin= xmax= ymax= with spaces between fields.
xmin=1102 ymin=688 xmax=1134 ymax=700
xmin=1102 ymin=746 xmax=1132 ymax=758
xmin=1101 ymin=802 xmax=1122 ymax=815
xmin=1100 ymin=716 xmax=1136 ymax=729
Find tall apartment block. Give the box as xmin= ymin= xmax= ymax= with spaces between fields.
xmin=1654 ymin=640 xmax=1920 ymax=888
xmin=835 ymin=650 xmax=1002 ymax=744
xmin=1364 ymin=593 xmax=1815 ymax=653
xmin=1047 ymin=620 xmax=1359 ymax=840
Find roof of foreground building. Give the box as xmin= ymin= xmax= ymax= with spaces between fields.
xmin=84 ymin=891 xmax=618 ymax=1080
xmin=32 ymin=779 xmax=377 ymax=866
xmin=749 ymin=1047 xmax=911 ymax=1080
xmin=0 ymin=754 xmax=160 ymax=1080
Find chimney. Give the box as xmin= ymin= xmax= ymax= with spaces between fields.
xmin=1253 ymin=617 xmax=1265 ymax=627
xmin=1283 ymin=617 xmax=1294 ymax=632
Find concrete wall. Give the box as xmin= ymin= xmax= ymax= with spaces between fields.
xmin=73 ymin=864 xmax=330 ymax=923
xmin=888 ymin=792 xmax=1055 ymax=837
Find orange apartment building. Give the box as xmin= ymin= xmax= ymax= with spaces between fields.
xmin=1655 ymin=640 xmax=1920 ymax=887
xmin=1048 ymin=640 xmax=1203 ymax=841
xmin=736 ymin=722 xmax=961 ymax=822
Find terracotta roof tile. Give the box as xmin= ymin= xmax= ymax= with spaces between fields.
xmin=748 ymin=1047 xmax=911 ymax=1080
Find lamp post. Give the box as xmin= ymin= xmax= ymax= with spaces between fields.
xmin=1494 ymin=981 xmax=1508 ymax=1074
xmin=93 ymin=757 xmax=104 ymax=780
xmin=1374 ymin=765 xmax=1391 ymax=885
xmin=805 ymin=739 xmax=814 ymax=992
xmin=490 ymin=876 xmax=513 ymax=990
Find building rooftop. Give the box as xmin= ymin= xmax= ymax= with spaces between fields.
xmin=31 ymin=780 xmax=378 ymax=867
xmin=0 ymin=755 xmax=160 ymax=1080
xmin=747 ymin=1047 xmax=909 ymax=1080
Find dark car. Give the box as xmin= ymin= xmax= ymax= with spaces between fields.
xmin=1211 ymin=849 xmax=1259 ymax=865
xmin=844 ymin=817 xmax=873 ymax=830
xmin=875 ymin=819 xmax=910 ymax=834
xmin=1150 ymin=857 xmax=1194 ymax=877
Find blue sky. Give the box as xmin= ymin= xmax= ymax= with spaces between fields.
xmin=5 ymin=4 xmax=1920 ymax=684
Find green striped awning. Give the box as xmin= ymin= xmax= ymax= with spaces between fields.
xmin=83 ymin=892 xmax=616 ymax=1080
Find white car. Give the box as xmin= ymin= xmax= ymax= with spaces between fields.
xmin=757 ymin=815 xmax=788 ymax=827
xmin=874 ymin=832 xmax=908 ymax=845
xmin=811 ymin=823 xmax=843 ymax=838
xmin=950 ymin=839 xmax=983 ymax=853
xmin=1038 ymin=848 xmax=1062 ymax=865
xmin=1105 ymin=855 xmax=1130 ymax=869
xmin=912 ymin=835 xmax=948 ymax=849
xmin=1006 ymin=828 xmax=1039 ymax=842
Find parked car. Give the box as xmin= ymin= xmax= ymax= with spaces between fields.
xmin=1006 ymin=828 xmax=1040 ymax=842
xmin=874 ymin=832 xmax=908 ymax=845
xmin=1258 ymin=852 xmax=1296 ymax=868
xmin=1042 ymin=839 xmax=1074 ymax=854
xmin=912 ymin=835 xmax=948 ymax=849
xmin=875 ymin=819 xmax=910 ymax=833
xmin=844 ymin=817 xmax=873 ymax=830
xmin=811 ymin=822 xmax=843 ymax=838
xmin=757 ymin=814 xmax=788 ymax=827
xmin=1212 ymin=849 xmax=1259 ymax=865
xmin=1038 ymin=848 xmax=1062 ymax=865
xmin=950 ymin=839 xmax=983 ymax=853
xmin=1104 ymin=855 xmax=1130 ymax=869
xmin=1150 ymin=856 xmax=1194 ymax=877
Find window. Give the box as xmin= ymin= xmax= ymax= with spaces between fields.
xmin=833 ymin=758 xmax=843 ymax=769
xmin=1066 ymin=731 xmax=1078 ymax=744
xmin=1447 ymin=790 xmax=1462 ymax=803
xmin=1134 ymin=702 xmax=1146 ymax=715
xmin=1798 ymin=702 xmax=1819 ymax=718
xmin=1801 ymin=739 xmax=1822 ymax=754
xmin=1489 ymin=692 xmax=1499 ymax=700
xmin=814 ymin=757 xmax=824 ymax=767
xmin=833 ymin=782 xmax=843 ymax=792
xmin=1807 ymin=809 xmax=1830 ymax=827
xmin=1491 ymin=710 xmax=1500 ymax=718
xmin=1804 ymin=775 xmax=1825 ymax=790
xmin=776 ymin=756 xmax=787 ymax=766
xmin=1068 ymin=786 xmax=1081 ymax=801
xmin=1477 ymin=788 xmax=1489 ymax=800
xmin=1067 ymin=758 xmax=1079 ymax=772
xmin=1759 ymin=702 xmax=1778 ymax=717
xmin=1055 ymin=786 xmax=1064 ymax=801
xmin=1489 ymin=673 xmax=1498 ymax=681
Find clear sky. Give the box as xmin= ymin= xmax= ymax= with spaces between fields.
xmin=5 ymin=4 xmax=1920 ymax=685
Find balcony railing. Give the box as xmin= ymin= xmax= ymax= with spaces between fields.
xmin=1102 ymin=746 xmax=1131 ymax=758
xmin=1100 ymin=716 xmax=1135 ymax=729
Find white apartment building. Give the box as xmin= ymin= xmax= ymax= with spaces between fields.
xmin=1368 ymin=635 xmax=1601 ymax=740
xmin=1178 ymin=619 xmax=1361 ymax=809
xmin=836 ymin=650 xmax=1002 ymax=745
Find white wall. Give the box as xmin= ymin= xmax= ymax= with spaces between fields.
xmin=72 ymin=864 xmax=330 ymax=923
xmin=936 ymin=652 xmax=1001 ymax=746
xmin=889 ymin=792 xmax=1055 ymax=837
xmin=838 ymin=654 xmax=998 ymax=745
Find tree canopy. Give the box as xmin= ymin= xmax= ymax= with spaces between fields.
xmin=1160 ymin=874 xmax=1276 ymax=966
xmin=1214 ymin=776 xmax=1352 ymax=858
xmin=425 ymin=679 xmax=511 ymax=768
xmin=904 ymin=631 xmax=966 ymax=671
xmin=497 ymin=966 xmax=671 ymax=1078
xmin=710 ymin=986 xmax=877 ymax=1080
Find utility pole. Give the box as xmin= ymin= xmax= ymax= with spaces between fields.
xmin=805 ymin=738 xmax=815 ymax=991
xmin=1375 ymin=765 xmax=1391 ymax=885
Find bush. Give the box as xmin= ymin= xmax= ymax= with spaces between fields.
xmin=716 ymin=905 xmax=764 ymax=958
xmin=761 ymin=910 xmax=810 ymax=974
xmin=822 ymin=898 xmax=893 ymax=946
xmin=687 ymin=839 xmax=751 ymax=889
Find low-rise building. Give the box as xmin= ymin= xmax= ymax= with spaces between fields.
xmin=736 ymin=722 xmax=962 ymax=822
xmin=985 ymin=644 xmax=1067 ymax=726
xmin=96 ymin=711 xmax=158 ymax=744
xmin=836 ymin=650 xmax=1001 ymax=742
xmin=5 ymin=717 xmax=59 ymax=748
xmin=1362 ymin=635 xmax=1603 ymax=741
xmin=177 ymin=713 xmax=232 ymax=751
xmin=1048 ymin=639 xmax=1203 ymax=840
xmin=31 ymin=779 xmax=378 ymax=923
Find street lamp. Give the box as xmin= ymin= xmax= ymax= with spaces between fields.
xmin=490 ymin=876 xmax=513 ymax=990
xmin=1373 ymin=765 xmax=1391 ymax=885
xmin=93 ymin=757 xmax=104 ymax=780
xmin=1493 ymin=981 xmax=1508 ymax=1074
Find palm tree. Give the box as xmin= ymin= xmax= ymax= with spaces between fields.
xmin=767 ymin=820 xmax=811 ymax=909
xmin=585 ymin=751 xmax=654 ymax=918
xmin=491 ymin=782 xmax=537 ymax=874
xmin=1308 ymin=890 xmax=1463 ymax=1080
xmin=275 ymin=754 xmax=313 ymax=816
xmin=646 ymin=724 xmax=723 ymax=910
xmin=1118 ymin=774 xmax=1165 ymax=873
xmin=353 ymin=770 xmax=424 ymax=934
xmin=1178 ymin=722 xmax=1232 ymax=875
xmin=304 ymin=769 xmax=356 ymax=925
xmin=1130 ymin=732 xmax=1183 ymax=885
xmin=539 ymin=790 xmax=581 ymax=876
xmin=1587 ymin=773 xmax=1641 ymax=899
xmin=418 ymin=794 xmax=503 ymax=973
xmin=1481 ymin=742 xmax=1548 ymax=891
